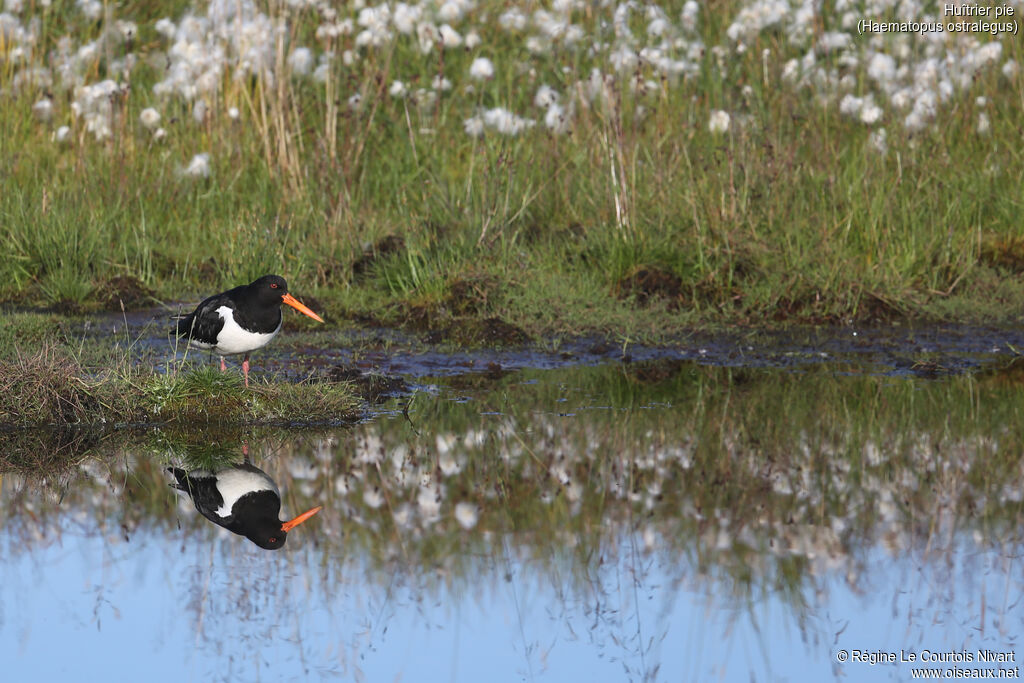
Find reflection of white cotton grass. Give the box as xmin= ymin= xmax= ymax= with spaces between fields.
xmin=439 ymin=451 xmax=462 ymax=476
xmin=436 ymin=433 xmax=456 ymax=455
xmin=417 ymin=484 xmax=442 ymax=521
xmin=183 ymin=153 xmax=211 ymax=178
xmin=469 ymin=57 xmax=494 ymax=81
xmin=454 ymin=502 xmax=478 ymax=530
xmin=139 ymin=107 xmax=161 ymax=129
xmin=708 ymin=109 xmax=730 ymax=133
xmin=363 ymin=487 xmax=384 ymax=509
xmin=392 ymin=503 xmax=413 ymax=527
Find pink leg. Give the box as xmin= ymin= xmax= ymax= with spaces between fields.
xmin=243 ymin=354 xmax=250 ymax=387
xmin=220 ymin=356 xmax=226 ymax=372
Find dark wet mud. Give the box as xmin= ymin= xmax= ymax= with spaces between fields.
xmin=98 ymin=307 xmax=1024 ymax=381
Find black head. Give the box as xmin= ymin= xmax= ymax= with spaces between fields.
xmin=247 ymin=275 xmax=290 ymax=306
xmin=250 ymin=528 xmax=288 ymax=550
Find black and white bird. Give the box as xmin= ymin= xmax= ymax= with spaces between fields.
xmin=168 ymin=463 xmax=322 ymax=550
xmin=174 ymin=274 xmax=324 ymax=386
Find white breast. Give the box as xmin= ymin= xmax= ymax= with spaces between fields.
xmin=211 ymin=305 xmax=281 ymax=355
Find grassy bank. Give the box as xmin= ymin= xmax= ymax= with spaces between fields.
xmin=1 ymin=1 xmax=1022 ymax=336
xmin=0 ymin=338 xmax=360 ymax=427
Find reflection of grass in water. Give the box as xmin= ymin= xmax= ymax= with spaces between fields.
xmin=3 ymin=361 xmax=1024 ymax=623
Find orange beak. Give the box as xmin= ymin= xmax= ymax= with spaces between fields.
xmin=281 ymin=293 xmax=324 ymax=323
xmin=281 ymin=505 xmax=323 ymax=532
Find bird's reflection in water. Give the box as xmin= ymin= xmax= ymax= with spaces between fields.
xmin=168 ymin=459 xmax=322 ymax=550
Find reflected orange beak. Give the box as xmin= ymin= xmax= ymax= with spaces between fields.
xmin=281 ymin=505 xmax=323 ymax=532
xmin=281 ymin=293 xmax=324 ymax=323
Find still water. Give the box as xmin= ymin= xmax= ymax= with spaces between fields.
xmin=2 ymin=351 xmax=1023 ymax=681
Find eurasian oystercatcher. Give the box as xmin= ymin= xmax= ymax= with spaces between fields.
xmin=174 ymin=274 xmax=324 ymax=386
xmin=168 ymin=463 xmax=322 ymax=549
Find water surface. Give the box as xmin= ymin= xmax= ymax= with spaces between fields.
xmin=2 ymin=346 xmax=1023 ymax=681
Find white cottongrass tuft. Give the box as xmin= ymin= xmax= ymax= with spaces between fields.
xmin=860 ymin=102 xmax=882 ymax=125
xmin=153 ymin=128 xmax=167 ymax=142
xmin=32 ymin=98 xmax=53 ymax=122
xmin=868 ymin=128 xmax=887 ymax=155
xmin=392 ymin=3 xmax=420 ymax=34
xmin=454 ymin=502 xmax=479 ymax=530
xmin=139 ymin=107 xmax=161 ymax=129
xmin=977 ymin=112 xmax=990 ymax=135
xmin=463 ymin=115 xmax=484 ymax=137
xmin=469 ymin=57 xmax=494 ymax=81
xmin=480 ymin=107 xmax=535 ymax=136
xmin=1003 ymin=60 xmax=1019 ymax=80
xmin=708 ymin=109 xmax=730 ymax=133
xmin=54 ymin=125 xmax=71 ymax=143
xmin=544 ymin=102 xmax=572 ymax=135
xmin=183 ymin=152 xmax=211 ymax=178
xmin=681 ymin=1 xmax=699 ymax=32
xmin=77 ymin=0 xmax=101 ymax=20
xmin=534 ymin=84 xmax=559 ymax=109
xmin=288 ymin=47 xmax=314 ymax=76
xmin=389 ymin=80 xmax=407 ymax=98
xmin=439 ymin=24 xmax=462 ymax=48
xmin=227 ymin=106 xmax=240 ymax=120
xmin=154 ymin=17 xmax=176 ymax=39
xmin=499 ymin=8 xmax=527 ymax=31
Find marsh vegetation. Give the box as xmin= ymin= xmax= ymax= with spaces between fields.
xmin=0 ymin=0 xmax=1021 ymax=335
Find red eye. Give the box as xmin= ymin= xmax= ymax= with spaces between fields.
xmin=270 ymin=283 xmax=278 ymax=289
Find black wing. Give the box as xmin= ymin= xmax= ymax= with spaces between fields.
xmin=174 ymin=290 xmax=239 ymax=345
xmin=167 ymin=467 xmax=228 ymax=523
